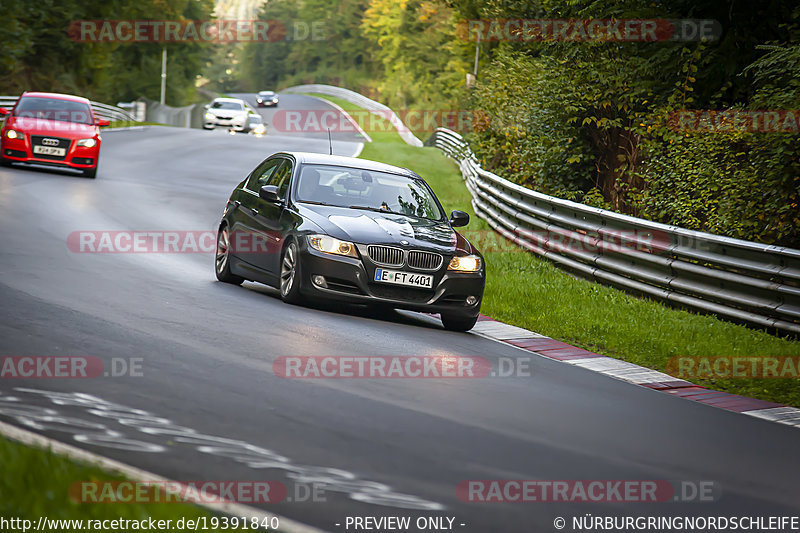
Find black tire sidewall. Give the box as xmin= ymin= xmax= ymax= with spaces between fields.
xmin=215 ymin=225 xmax=244 ymax=285
xmin=440 ymin=313 xmax=478 ymax=332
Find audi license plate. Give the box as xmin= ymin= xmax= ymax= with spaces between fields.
xmin=374 ymin=268 xmax=433 ymax=289
xmin=33 ymin=146 xmax=66 ymax=156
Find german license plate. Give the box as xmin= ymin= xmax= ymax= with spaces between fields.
xmin=374 ymin=268 xmax=433 ymax=288
xmin=33 ymin=146 xmax=65 ymax=156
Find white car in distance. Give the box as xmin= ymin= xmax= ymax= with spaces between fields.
xmin=203 ymin=98 xmax=250 ymax=132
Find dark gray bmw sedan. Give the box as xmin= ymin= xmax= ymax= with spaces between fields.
xmin=215 ymin=152 xmax=485 ymax=331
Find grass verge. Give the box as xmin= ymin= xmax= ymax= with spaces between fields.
xmin=310 ymin=93 xmax=800 ymax=408
xmin=0 ymin=435 xmax=255 ymax=532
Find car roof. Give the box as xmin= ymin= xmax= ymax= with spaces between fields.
xmin=213 ymin=97 xmax=245 ymax=103
xmin=20 ymin=92 xmax=91 ymax=104
xmin=278 ymin=152 xmax=418 ymax=178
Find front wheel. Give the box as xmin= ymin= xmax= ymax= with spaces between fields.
xmin=440 ymin=313 xmax=478 ymax=332
xmin=280 ymin=241 xmax=304 ymax=304
xmin=215 ymin=225 xmax=244 ymax=285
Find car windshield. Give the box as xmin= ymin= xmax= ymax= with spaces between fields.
xmin=260 ymin=92 xmax=275 ymax=97
xmin=211 ymin=101 xmax=243 ymax=110
xmin=13 ymin=96 xmax=94 ymax=124
xmin=296 ymin=164 xmax=444 ymax=221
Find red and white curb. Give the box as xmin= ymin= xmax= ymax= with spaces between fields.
xmin=470 ymin=315 xmax=800 ymax=429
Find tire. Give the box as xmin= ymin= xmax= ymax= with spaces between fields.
xmin=0 ymin=157 xmax=10 ymax=167
xmin=279 ymin=240 xmax=304 ymax=304
xmin=215 ymin=225 xmax=244 ymax=285
xmin=440 ymin=313 xmax=478 ymax=332
xmin=83 ymin=165 xmax=97 ymax=179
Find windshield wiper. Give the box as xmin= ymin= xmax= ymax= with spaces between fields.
xmin=301 ymin=200 xmax=334 ymax=206
xmin=348 ymin=205 xmax=389 ymax=213
xmin=348 ymin=205 xmax=435 ymax=221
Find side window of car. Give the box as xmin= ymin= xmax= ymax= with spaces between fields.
xmin=269 ymin=160 xmax=293 ymax=199
xmin=245 ymin=159 xmax=281 ymax=192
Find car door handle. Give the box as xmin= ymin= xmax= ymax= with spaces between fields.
xmin=250 ymin=208 xmax=259 ymax=216
xmin=234 ymin=200 xmax=241 ymax=207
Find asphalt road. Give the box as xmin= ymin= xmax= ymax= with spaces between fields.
xmin=232 ymin=92 xmax=368 ymax=143
xmin=0 ymin=113 xmax=798 ymax=532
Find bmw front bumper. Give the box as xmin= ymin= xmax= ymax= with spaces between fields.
xmin=296 ymin=242 xmax=485 ymax=317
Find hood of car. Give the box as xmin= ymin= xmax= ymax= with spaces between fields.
xmin=5 ymin=116 xmax=98 ymax=138
xmin=298 ymin=204 xmax=457 ymax=252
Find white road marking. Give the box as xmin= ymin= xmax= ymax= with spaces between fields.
xmin=0 ymin=419 xmax=327 ymax=533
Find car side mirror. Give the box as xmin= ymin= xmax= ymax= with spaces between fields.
xmin=259 ymin=184 xmax=281 ymax=203
xmin=0 ymin=108 xmax=9 ymax=116
xmin=449 ymin=210 xmax=469 ymax=227
xmin=203 ymin=104 xmax=210 ymax=110
xmin=96 ymin=118 xmax=110 ymax=127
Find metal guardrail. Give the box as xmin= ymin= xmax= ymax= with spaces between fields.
xmin=0 ymin=96 xmax=138 ymax=123
xmin=427 ymin=127 xmax=800 ymax=335
xmin=283 ymin=84 xmax=424 ymax=147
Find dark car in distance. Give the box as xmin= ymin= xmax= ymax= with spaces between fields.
xmin=256 ymin=91 xmax=279 ymax=107
xmin=215 ymin=152 xmax=485 ymax=331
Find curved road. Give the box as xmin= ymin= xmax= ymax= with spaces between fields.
xmin=0 ymin=107 xmax=798 ymax=532
xmin=234 ymin=92 xmax=369 ymax=144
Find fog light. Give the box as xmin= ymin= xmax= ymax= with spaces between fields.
xmin=466 ymin=295 xmax=477 ymax=305
xmin=312 ymin=275 xmax=327 ymax=288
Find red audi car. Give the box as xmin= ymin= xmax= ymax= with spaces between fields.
xmin=0 ymin=92 xmax=108 ymax=178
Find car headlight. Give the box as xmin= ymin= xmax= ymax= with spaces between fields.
xmin=5 ymin=129 xmax=24 ymax=139
xmin=204 ymin=112 xmax=215 ymax=120
xmin=307 ymin=234 xmax=358 ymax=258
xmin=257 ymin=99 xmax=263 ymax=103
xmin=448 ymin=254 xmax=482 ymax=272
xmin=76 ymin=138 xmax=96 ymax=148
